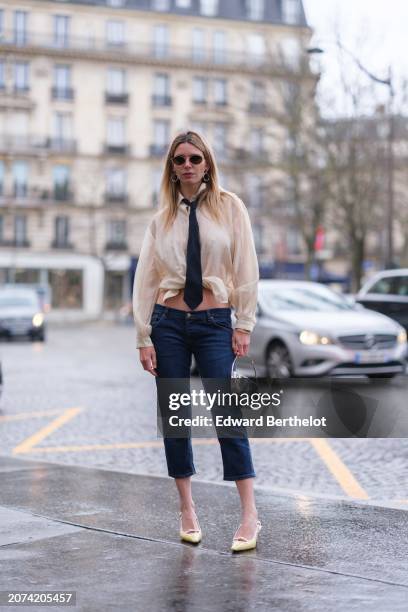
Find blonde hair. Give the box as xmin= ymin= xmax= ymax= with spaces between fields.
xmin=159 ymin=131 xmax=225 ymax=229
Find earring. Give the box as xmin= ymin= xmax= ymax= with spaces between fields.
xmin=203 ymin=171 xmax=210 ymax=183
xmin=171 ymin=173 xmax=179 ymax=183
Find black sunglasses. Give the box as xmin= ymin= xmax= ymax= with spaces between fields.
xmin=172 ymin=154 xmax=204 ymax=166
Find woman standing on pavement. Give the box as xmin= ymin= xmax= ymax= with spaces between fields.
xmin=132 ymin=131 xmax=261 ymax=552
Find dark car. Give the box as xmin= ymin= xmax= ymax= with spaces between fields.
xmin=0 ymin=288 xmax=46 ymax=341
xmin=356 ymin=269 xmax=408 ymax=332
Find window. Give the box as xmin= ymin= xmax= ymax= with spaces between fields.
xmin=192 ymin=76 xmax=208 ymax=104
xmin=13 ymin=112 xmax=29 ymax=142
xmin=214 ymin=78 xmax=227 ymax=106
xmin=53 ymin=165 xmax=71 ymax=200
xmin=282 ymin=0 xmax=300 ymax=24
xmin=52 ymin=112 xmax=73 ymax=149
xmin=14 ymin=62 xmax=29 ymax=92
xmin=53 ymin=64 xmax=72 ymax=98
xmin=107 ymin=67 xmax=126 ymax=94
xmin=280 ymin=38 xmax=301 ymax=69
xmin=153 ymin=24 xmax=169 ymax=58
xmin=249 ymin=81 xmax=266 ymax=113
xmin=54 ymin=216 xmax=70 ymax=247
xmin=192 ymin=28 xmax=205 ymax=62
xmin=176 ymin=0 xmax=191 ymax=7
xmin=246 ymin=0 xmax=264 ymax=21
xmin=106 ymin=168 xmax=126 ymax=197
xmin=213 ymin=122 xmax=227 ymax=158
xmin=0 ymin=215 xmax=3 ymax=242
xmin=106 ymin=20 xmax=125 ymax=47
xmin=152 ymin=168 xmax=162 ymax=207
xmin=0 ymin=10 xmax=3 ymax=37
xmin=367 ymin=278 xmax=395 ymax=295
xmin=394 ymin=276 xmax=408 ymax=297
xmin=14 ymin=215 xmax=28 ymax=246
xmin=248 ymin=33 xmax=266 ymax=65
xmin=153 ymin=73 xmax=170 ymax=105
xmin=200 ymin=0 xmax=218 ymax=16
xmin=53 ymin=15 xmax=70 ymax=47
xmin=14 ymin=10 xmax=28 ymax=45
xmin=107 ymin=0 xmax=126 ymax=6
xmin=213 ymin=31 xmax=226 ymax=64
xmin=13 ymin=161 xmax=28 ymax=198
xmin=249 ymin=128 xmax=264 ymax=155
xmin=0 ymin=161 xmax=4 ymax=196
xmin=152 ymin=0 xmax=170 ymax=10
xmin=107 ymin=117 xmax=125 ymax=146
xmin=246 ymin=174 xmax=263 ymax=209
xmin=0 ymin=61 xmax=4 ymax=89
xmin=153 ymin=119 xmax=170 ymax=147
xmin=107 ymin=219 xmax=126 ymax=245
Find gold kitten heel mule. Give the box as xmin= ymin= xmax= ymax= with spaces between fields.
xmin=231 ymin=520 xmax=262 ymax=552
xmin=179 ymin=511 xmax=202 ymax=544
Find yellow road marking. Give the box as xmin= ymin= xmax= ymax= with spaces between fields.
xmin=0 ymin=410 xmax=63 ymax=422
xmin=310 ymin=438 xmax=369 ymax=499
xmin=12 ymin=407 xmax=83 ymax=455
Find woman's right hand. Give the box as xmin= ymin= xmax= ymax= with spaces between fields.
xmin=139 ymin=346 xmax=158 ymax=377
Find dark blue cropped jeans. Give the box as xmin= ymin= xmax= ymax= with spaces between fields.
xmin=150 ymin=303 xmax=256 ymax=481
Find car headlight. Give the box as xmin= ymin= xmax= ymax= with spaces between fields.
xmin=299 ymin=330 xmax=333 ymax=346
xmin=32 ymin=313 xmax=44 ymax=327
xmin=397 ymin=329 xmax=407 ymax=344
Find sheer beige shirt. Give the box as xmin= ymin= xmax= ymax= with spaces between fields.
xmin=132 ymin=186 xmax=259 ymax=348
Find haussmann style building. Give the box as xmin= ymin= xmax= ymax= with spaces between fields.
xmin=0 ymin=0 xmax=315 ymax=319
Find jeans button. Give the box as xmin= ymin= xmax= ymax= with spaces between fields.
xmin=186 ymin=313 xmax=191 ymax=318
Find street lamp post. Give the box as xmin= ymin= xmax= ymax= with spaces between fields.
xmin=308 ymin=43 xmax=395 ymax=268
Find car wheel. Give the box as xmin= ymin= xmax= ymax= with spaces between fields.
xmin=266 ymin=341 xmax=293 ymax=379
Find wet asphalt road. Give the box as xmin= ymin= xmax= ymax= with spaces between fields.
xmin=1 ymin=321 xmax=408 ymax=510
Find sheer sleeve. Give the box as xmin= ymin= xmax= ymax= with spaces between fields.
xmin=229 ymin=196 xmax=259 ymax=332
xmin=132 ymin=220 xmax=160 ymax=348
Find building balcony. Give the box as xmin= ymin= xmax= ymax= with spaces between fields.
xmin=0 ymin=135 xmax=48 ymax=155
xmin=13 ymin=86 xmax=31 ymax=95
xmin=105 ymin=92 xmax=129 ymax=105
xmin=104 ymin=192 xmax=128 ymax=205
xmin=248 ymin=103 xmax=269 ymax=116
xmin=149 ymin=144 xmax=168 ymax=157
xmin=152 ymin=95 xmax=172 ymax=107
xmin=104 ymin=143 xmax=129 ymax=156
xmin=47 ymin=138 xmax=77 ymax=153
xmin=54 ymin=188 xmax=74 ymax=202
xmin=0 ymin=188 xmax=75 ymax=208
xmin=105 ymin=241 xmax=128 ymax=251
xmin=51 ymin=87 xmax=75 ymax=101
xmin=0 ymin=31 xmax=309 ymax=76
xmin=51 ymin=240 xmax=74 ymax=250
xmin=4 ymin=239 xmax=31 ymax=248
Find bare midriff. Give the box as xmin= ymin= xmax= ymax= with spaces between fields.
xmin=156 ymin=287 xmax=230 ymax=311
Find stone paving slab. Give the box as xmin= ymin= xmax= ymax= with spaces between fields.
xmin=0 ymin=455 xmax=407 ymax=612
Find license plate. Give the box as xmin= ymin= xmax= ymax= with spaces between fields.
xmin=354 ymin=351 xmax=390 ymax=364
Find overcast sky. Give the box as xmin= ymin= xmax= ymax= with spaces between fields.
xmin=302 ymin=0 xmax=408 ymax=116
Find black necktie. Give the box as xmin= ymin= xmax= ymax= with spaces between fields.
xmin=182 ymin=198 xmax=203 ymax=309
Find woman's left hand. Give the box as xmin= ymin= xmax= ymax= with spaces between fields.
xmin=232 ymin=329 xmax=251 ymax=357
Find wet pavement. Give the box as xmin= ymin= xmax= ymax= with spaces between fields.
xmin=1 ymin=455 xmax=407 ymax=611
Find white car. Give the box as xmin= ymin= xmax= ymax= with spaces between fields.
xmin=243 ymin=280 xmax=407 ymax=380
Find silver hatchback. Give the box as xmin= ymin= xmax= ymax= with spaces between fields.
xmin=242 ymin=280 xmax=407 ymax=380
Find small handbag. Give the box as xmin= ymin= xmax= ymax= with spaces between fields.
xmin=231 ymin=356 xmax=259 ymax=395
